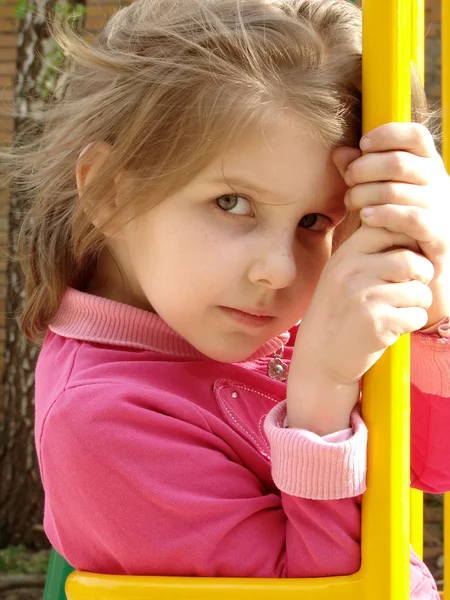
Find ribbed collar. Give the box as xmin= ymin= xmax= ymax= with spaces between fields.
xmin=49 ymin=287 xmax=291 ymax=362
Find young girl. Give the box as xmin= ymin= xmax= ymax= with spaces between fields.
xmin=3 ymin=0 xmax=450 ymax=597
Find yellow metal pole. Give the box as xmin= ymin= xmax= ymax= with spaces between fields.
xmin=444 ymin=493 xmax=450 ymax=600
xmin=361 ymin=1 xmax=412 ymax=599
xmin=411 ymin=0 xmax=425 ymax=82
xmin=410 ymin=0 xmax=425 ymax=561
xmin=442 ymin=3 xmax=450 ymax=597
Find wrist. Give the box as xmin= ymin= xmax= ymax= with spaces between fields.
xmin=286 ymin=368 xmax=359 ymax=436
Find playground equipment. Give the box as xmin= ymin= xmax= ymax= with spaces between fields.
xmin=42 ymin=0 xmax=449 ymax=598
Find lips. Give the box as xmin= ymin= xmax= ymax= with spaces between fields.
xmin=219 ymin=306 xmax=276 ymax=327
xmin=235 ymin=308 xmax=275 ymax=317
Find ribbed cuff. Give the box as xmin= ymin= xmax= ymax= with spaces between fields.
xmin=264 ymin=401 xmax=367 ymax=500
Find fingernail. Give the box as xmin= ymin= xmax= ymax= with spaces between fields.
xmin=344 ymin=190 xmax=351 ymax=207
xmin=360 ymin=136 xmax=372 ymax=151
xmin=360 ymin=207 xmax=374 ymax=219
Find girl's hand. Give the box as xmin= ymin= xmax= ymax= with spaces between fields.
xmin=286 ymin=224 xmax=434 ymax=434
xmin=337 ymin=122 xmax=450 ymax=329
xmin=286 ymin=125 xmax=449 ymax=435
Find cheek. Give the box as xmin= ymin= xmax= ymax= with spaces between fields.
xmin=138 ymin=223 xmax=238 ymax=295
xmin=293 ymin=238 xmax=332 ymax=299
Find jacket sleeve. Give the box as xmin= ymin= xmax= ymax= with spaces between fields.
xmin=38 ymin=383 xmax=364 ymax=579
xmin=410 ymin=331 xmax=450 ymax=493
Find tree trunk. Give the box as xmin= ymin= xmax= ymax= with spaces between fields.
xmin=0 ymin=0 xmax=85 ymax=549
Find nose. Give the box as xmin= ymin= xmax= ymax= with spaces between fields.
xmin=247 ymin=234 xmax=298 ymax=290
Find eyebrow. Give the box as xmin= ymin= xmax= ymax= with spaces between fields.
xmin=206 ymin=175 xmax=277 ymax=198
xmin=205 ymin=174 xmax=345 ymax=214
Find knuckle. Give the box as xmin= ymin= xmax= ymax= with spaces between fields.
xmin=399 ymin=252 xmax=417 ymax=280
xmin=413 ymin=307 xmax=429 ymax=331
xmin=416 ymin=257 xmax=435 ymax=284
xmin=377 ymin=312 xmax=402 ymax=345
xmin=413 ymin=123 xmax=432 ymax=146
xmin=406 ymin=205 xmax=421 ymax=225
xmin=401 ymin=257 xmax=415 ymax=281
xmin=382 ymin=182 xmax=400 ymax=204
xmin=410 ymin=280 xmax=432 ymax=309
xmin=339 ymin=264 xmax=362 ymax=294
xmin=364 ymin=297 xmax=392 ymax=339
xmin=422 ymin=284 xmax=433 ymax=308
xmin=391 ymin=151 xmax=406 ymax=176
xmin=346 ymin=185 xmax=362 ymax=209
xmin=386 ymin=320 xmax=404 ymax=341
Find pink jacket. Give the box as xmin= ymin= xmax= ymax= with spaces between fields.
xmin=35 ymin=288 xmax=450 ymax=597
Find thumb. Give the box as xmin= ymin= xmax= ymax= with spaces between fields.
xmin=332 ymin=146 xmax=362 ymax=180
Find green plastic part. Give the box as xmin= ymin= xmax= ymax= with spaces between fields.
xmin=43 ymin=548 xmax=75 ymax=600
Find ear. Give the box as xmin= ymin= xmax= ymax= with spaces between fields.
xmin=76 ymin=141 xmax=125 ymax=239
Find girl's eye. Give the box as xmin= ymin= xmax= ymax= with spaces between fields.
xmin=216 ymin=194 xmax=251 ymax=216
xmin=298 ymin=213 xmax=329 ymax=232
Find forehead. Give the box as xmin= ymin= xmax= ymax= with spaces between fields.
xmin=198 ymin=117 xmax=341 ymax=202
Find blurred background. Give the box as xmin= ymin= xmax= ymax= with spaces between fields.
xmin=0 ymin=0 xmax=446 ymax=598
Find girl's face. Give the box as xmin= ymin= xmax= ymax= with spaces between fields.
xmin=115 ymin=117 xmax=348 ymax=362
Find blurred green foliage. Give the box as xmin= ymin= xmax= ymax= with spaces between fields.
xmin=0 ymin=545 xmax=50 ymax=575
xmin=0 ymin=0 xmax=86 ymax=98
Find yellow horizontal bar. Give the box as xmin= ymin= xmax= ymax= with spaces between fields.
xmin=66 ymin=571 xmax=365 ymax=600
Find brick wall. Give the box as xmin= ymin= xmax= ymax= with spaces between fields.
xmin=0 ymin=0 xmax=117 ymax=388
xmin=0 ymin=1 xmax=17 ymax=382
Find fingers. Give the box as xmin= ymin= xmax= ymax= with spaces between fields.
xmin=359 ymin=122 xmax=438 ymax=158
xmin=346 ymin=182 xmax=430 ymax=211
xmin=344 ymin=151 xmax=439 ymax=187
xmin=375 ymin=280 xmax=433 ymax=310
xmin=385 ymin=307 xmax=430 ymax=337
xmin=364 ymin=280 xmax=432 ymax=343
xmin=331 ymin=146 xmax=362 ymax=180
xmin=341 ymin=122 xmax=446 ymax=216
xmin=370 ymin=248 xmax=435 ymax=285
xmin=359 ymin=204 xmax=447 ymax=251
xmin=344 ymin=224 xmax=421 ymax=255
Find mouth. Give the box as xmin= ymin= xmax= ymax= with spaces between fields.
xmin=219 ymin=306 xmax=276 ymax=327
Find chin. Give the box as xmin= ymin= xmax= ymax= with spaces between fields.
xmin=200 ymin=343 xmax=261 ymax=364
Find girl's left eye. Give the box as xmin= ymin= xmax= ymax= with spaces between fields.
xmin=298 ymin=213 xmax=330 ymax=232
xmin=215 ymin=194 xmax=252 ymax=216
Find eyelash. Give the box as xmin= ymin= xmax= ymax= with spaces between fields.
xmin=214 ymin=193 xmax=334 ymax=231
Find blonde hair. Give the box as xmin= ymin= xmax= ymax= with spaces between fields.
xmin=1 ymin=0 xmax=429 ymax=342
